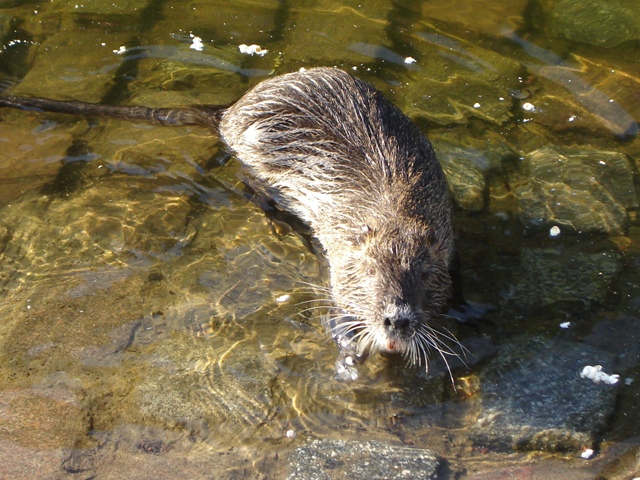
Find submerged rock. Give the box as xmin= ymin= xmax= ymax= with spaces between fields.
xmin=503 ymin=245 xmax=621 ymax=311
xmin=432 ymin=129 xmax=515 ymax=212
xmin=522 ymin=65 xmax=640 ymax=139
xmin=510 ymin=146 xmax=637 ymax=235
xmin=132 ymin=334 xmax=284 ymax=446
xmin=596 ymin=443 xmax=640 ymax=480
xmin=470 ymin=337 xmax=619 ymax=453
xmin=399 ymin=30 xmax=520 ymax=127
xmin=531 ymin=0 xmax=640 ymax=48
xmin=287 ymin=439 xmax=442 ymax=480
xmin=286 ymin=1 xmax=394 ymax=66
xmin=420 ymin=0 xmax=527 ymax=36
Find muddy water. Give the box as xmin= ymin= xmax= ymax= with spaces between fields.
xmin=1 ymin=0 xmax=640 ymax=478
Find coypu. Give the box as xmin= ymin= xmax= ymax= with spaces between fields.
xmin=0 ymin=67 xmax=458 ymax=379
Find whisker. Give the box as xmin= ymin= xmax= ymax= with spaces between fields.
xmin=414 ymin=327 xmax=461 ymax=386
xmin=418 ymin=327 xmax=460 ymax=358
xmin=296 ymin=305 xmax=334 ymax=315
xmin=293 ymin=280 xmax=333 ymax=293
xmin=343 ymin=325 xmax=368 ymax=339
xmin=357 ymin=329 xmax=375 ymax=356
xmin=296 ymin=297 xmax=335 ymax=306
xmin=423 ymin=322 xmax=462 ymax=343
xmin=422 ymin=323 xmax=466 ymax=354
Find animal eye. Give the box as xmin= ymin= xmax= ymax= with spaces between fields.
xmin=367 ymin=266 xmax=375 ymax=276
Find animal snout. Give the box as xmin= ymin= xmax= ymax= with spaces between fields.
xmin=383 ymin=302 xmax=414 ymax=332
xmin=384 ymin=315 xmax=411 ymax=331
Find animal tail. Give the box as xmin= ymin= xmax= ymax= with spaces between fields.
xmin=0 ymin=95 xmax=226 ymax=128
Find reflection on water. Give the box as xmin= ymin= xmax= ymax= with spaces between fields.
xmin=504 ymin=30 xmax=639 ymax=137
xmin=0 ymin=0 xmax=639 ymax=478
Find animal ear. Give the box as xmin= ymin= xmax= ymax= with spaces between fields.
xmin=355 ymin=224 xmax=374 ymax=245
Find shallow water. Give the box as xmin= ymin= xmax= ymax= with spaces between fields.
xmin=1 ymin=0 xmax=639 ymax=478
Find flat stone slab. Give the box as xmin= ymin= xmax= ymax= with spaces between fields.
xmin=287 ymin=439 xmax=442 ymax=480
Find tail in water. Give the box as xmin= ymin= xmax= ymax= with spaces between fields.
xmin=0 ymin=95 xmax=226 ymax=129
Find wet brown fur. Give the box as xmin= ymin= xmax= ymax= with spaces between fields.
xmin=0 ymin=67 xmax=456 ymax=372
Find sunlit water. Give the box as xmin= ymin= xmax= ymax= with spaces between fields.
xmin=1 ymin=0 xmax=639 ymax=478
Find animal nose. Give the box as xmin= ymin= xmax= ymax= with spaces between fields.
xmin=384 ymin=315 xmax=411 ymax=331
xmin=383 ymin=301 xmax=414 ymax=332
